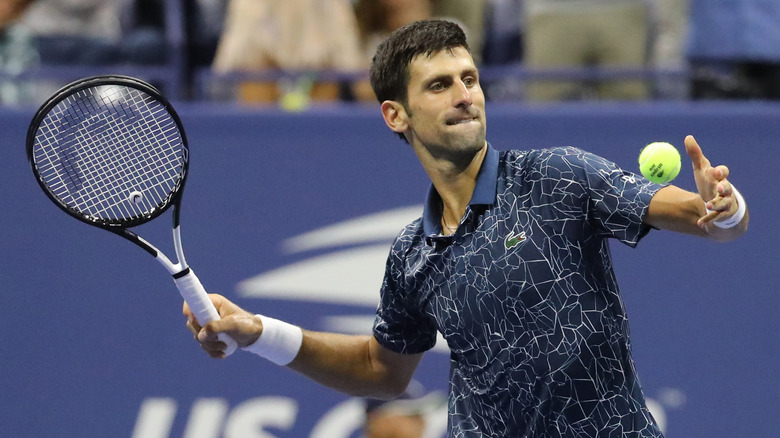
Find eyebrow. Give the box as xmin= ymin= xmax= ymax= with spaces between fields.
xmin=423 ymin=74 xmax=452 ymax=88
xmin=422 ymin=68 xmax=479 ymax=87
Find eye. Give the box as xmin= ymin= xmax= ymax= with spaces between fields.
xmin=463 ymin=76 xmax=478 ymax=87
xmin=430 ymin=82 xmax=446 ymax=92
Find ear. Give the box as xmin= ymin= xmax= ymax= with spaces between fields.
xmin=380 ymin=100 xmax=409 ymax=135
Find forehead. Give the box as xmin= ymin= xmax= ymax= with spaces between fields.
xmin=408 ymin=47 xmax=476 ymax=82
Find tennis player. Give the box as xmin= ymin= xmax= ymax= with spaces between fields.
xmin=185 ymin=19 xmax=748 ymax=437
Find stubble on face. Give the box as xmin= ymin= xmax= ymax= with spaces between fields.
xmin=404 ymin=48 xmax=487 ymax=165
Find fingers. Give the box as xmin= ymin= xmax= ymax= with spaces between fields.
xmin=704 ymin=165 xmax=732 ymax=206
xmin=698 ymin=176 xmax=739 ymax=228
xmin=194 ymin=321 xmax=229 ymax=359
xmin=183 ymin=294 xmax=230 ymax=359
xmin=183 ymin=293 xmax=230 ymax=335
xmin=198 ymin=336 xmax=228 ymax=359
xmin=685 ymin=135 xmax=730 ymax=193
xmin=684 ymin=135 xmax=708 ymax=171
xmin=712 ymin=164 xmax=730 ymax=182
xmin=696 ymin=209 xmax=719 ymax=227
xmin=704 ymin=181 xmax=735 ymax=210
xmin=186 ymin=315 xmax=201 ymax=336
xmin=183 ymin=293 xmax=257 ymax=359
xmin=686 ymin=135 xmax=738 ymax=224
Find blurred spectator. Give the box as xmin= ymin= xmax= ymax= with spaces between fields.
xmin=687 ymin=0 xmax=780 ymax=100
xmin=481 ymin=0 xmax=525 ymax=101
xmin=17 ymin=0 xmax=126 ymax=65
xmin=351 ymin=0 xmax=487 ymax=102
xmin=0 ymin=0 xmax=36 ymax=104
xmin=482 ymin=0 xmax=524 ymax=66
xmin=186 ymin=0 xmax=228 ymax=70
xmin=523 ymin=0 xmax=651 ymax=101
xmin=0 ymin=0 xmax=31 ymax=27
xmin=363 ymin=381 xmax=446 ymax=438
xmin=352 ymin=0 xmax=433 ymax=102
xmin=211 ymin=0 xmax=364 ymax=105
xmin=354 ymin=0 xmax=433 ymax=62
xmin=7 ymin=0 xmax=175 ymax=101
xmin=13 ymin=0 xmax=169 ymax=67
xmin=431 ymin=0 xmax=487 ymax=64
xmin=648 ymin=0 xmax=690 ymax=99
xmin=121 ymin=0 xmax=168 ymax=65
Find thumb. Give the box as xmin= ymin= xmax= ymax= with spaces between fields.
xmin=197 ymin=319 xmax=226 ymax=342
xmin=197 ymin=326 xmax=211 ymax=342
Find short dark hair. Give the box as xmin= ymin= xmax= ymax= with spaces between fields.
xmin=369 ymin=19 xmax=471 ymax=104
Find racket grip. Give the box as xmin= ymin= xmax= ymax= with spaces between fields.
xmin=174 ymin=269 xmax=238 ymax=356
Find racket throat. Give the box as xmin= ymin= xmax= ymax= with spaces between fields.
xmin=172 ymin=267 xmax=191 ymax=279
xmin=172 ymin=225 xmax=189 ymax=270
xmin=155 ymin=225 xmax=190 ymax=276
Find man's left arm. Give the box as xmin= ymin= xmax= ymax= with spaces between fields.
xmin=644 ymin=135 xmax=748 ymax=242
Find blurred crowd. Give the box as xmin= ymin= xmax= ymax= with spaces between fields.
xmin=1 ymin=0 xmax=780 ymax=106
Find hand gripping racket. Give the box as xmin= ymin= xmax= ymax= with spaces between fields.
xmin=27 ymin=75 xmax=237 ymax=356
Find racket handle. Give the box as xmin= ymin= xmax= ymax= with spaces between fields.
xmin=174 ymin=269 xmax=238 ymax=356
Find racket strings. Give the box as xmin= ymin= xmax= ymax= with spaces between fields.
xmin=33 ymin=85 xmax=186 ymax=223
xmin=73 ymin=105 xmax=175 ymax=214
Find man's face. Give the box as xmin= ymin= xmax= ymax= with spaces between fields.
xmin=403 ymin=46 xmax=486 ymax=158
xmin=365 ymin=412 xmax=425 ymax=438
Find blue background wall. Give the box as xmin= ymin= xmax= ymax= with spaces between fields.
xmin=2 ymin=101 xmax=778 ymax=437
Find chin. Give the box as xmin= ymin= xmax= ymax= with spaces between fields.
xmin=451 ymin=127 xmax=486 ymax=151
xmin=447 ymin=137 xmax=486 ymax=158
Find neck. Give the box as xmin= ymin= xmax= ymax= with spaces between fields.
xmin=441 ymin=214 xmax=459 ymax=235
xmin=419 ymin=143 xmax=487 ymax=234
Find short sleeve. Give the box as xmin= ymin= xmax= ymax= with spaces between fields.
xmin=547 ymin=147 xmax=664 ymax=247
xmin=372 ymin=232 xmax=438 ymax=354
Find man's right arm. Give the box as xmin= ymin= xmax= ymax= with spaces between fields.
xmin=289 ymin=330 xmax=424 ymax=399
xmin=184 ymin=294 xmax=423 ymax=400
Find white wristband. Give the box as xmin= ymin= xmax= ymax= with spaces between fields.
xmin=243 ymin=314 xmax=303 ymax=366
xmin=706 ymin=186 xmax=746 ymax=229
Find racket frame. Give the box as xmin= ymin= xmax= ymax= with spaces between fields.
xmin=26 ymin=75 xmax=237 ymax=355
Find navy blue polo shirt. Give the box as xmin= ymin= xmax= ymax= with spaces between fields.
xmin=373 ymin=145 xmax=665 ymax=437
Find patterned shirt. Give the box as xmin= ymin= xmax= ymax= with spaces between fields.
xmin=373 ymin=145 xmax=665 ymax=437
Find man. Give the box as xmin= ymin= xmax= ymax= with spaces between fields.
xmin=363 ymin=380 xmax=445 ymax=438
xmin=523 ymin=0 xmax=651 ymax=101
xmin=185 ymin=20 xmax=748 ymax=437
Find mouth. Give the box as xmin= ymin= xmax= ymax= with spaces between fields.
xmin=445 ymin=114 xmax=479 ymax=126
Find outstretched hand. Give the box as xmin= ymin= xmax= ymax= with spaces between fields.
xmin=684 ymin=135 xmax=740 ymax=228
xmin=183 ymin=294 xmax=263 ymax=359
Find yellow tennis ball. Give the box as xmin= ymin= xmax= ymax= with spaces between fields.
xmin=638 ymin=141 xmax=681 ymax=183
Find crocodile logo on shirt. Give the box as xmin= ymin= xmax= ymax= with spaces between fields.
xmin=504 ymin=230 xmax=527 ymax=250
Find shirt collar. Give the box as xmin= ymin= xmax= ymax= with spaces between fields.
xmin=422 ymin=144 xmax=499 ymax=236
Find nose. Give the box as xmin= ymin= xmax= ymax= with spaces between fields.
xmin=453 ymin=80 xmax=472 ymax=108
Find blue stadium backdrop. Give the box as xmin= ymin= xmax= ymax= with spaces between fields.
xmin=1 ymin=101 xmax=777 ymax=437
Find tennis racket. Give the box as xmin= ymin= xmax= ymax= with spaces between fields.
xmin=26 ymin=75 xmax=237 ymax=355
